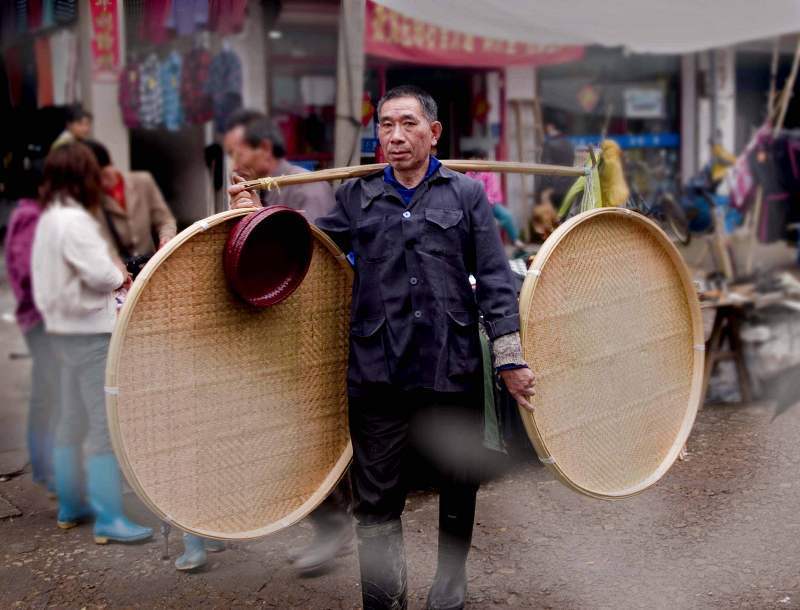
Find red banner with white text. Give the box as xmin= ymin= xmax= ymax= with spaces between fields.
xmin=90 ymin=0 xmax=120 ymax=81
xmin=365 ymin=1 xmax=584 ymax=68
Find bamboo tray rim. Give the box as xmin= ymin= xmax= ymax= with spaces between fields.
xmin=105 ymin=208 xmax=354 ymax=539
xmin=517 ymin=207 xmax=704 ymax=500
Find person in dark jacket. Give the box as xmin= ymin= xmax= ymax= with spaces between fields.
xmin=230 ymin=85 xmax=535 ymax=610
xmin=535 ymin=107 xmax=575 ymax=210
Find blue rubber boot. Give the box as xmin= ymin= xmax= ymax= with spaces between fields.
xmin=52 ymin=446 xmax=92 ymax=529
xmin=175 ymin=534 xmax=208 ymax=571
xmin=86 ymin=453 xmax=153 ymax=544
xmin=205 ymin=539 xmax=226 ymax=553
xmin=29 ymin=429 xmax=47 ymax=486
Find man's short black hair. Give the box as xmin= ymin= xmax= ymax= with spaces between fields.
xmin=243 ymin=117 xmax=286 ymax=158
xmin=66 ymin=104 xmax=92 ymax=124
xmin=377 ymin=85 xmax=438 ymax=123
xmin=82 ymin=139 xmax=112 ymax=168
xmin=224 ymin=108 xmax=266 ymax=133
xmin=542 ymin=106 xmax=568 ymax=134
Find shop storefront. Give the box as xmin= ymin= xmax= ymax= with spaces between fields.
xmin=537 ymin=47 xmax=682 ymax=199
xmin=267 ymin=0 xmax=340 ymax=171
xmin=119 ymin=0 xmax=261 ymax=224
xmin=0 ymin=0 xmax=81 ymax=225
xmin=362 ymin=0 xmax=583 ymax=161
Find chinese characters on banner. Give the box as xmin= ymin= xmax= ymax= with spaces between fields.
xmin=365 ymin=0 xmax=584 ymax=68
xmin=90 ymin=0 xmax=120 ymax=81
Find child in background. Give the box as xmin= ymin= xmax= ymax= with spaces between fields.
xmin=464 ymin=150 xmax=526 ymax=254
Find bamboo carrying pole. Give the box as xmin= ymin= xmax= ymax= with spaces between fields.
xmin=773 ymin=36 xmax=800 ymax=136
xmin=766 ymin=37 xmax=781 ymax=122
xmin=239 ymin=159 xmax=585 ymax=192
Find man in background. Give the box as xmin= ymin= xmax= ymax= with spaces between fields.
xmin=223 ymin=111 xmax=351 ymax=575
xmin=224 ymin=112 xmax=334 ymax=221
xmin=535 ymin=107 xmax=575 ymax=210
xmin=82 ymin=140 xmax=176 ymax=265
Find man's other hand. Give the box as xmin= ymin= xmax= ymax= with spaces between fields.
xmin=228 ymin=174 xmax=262 ymax=210
xmin=499 ymin=366 xmax=536 ymax=412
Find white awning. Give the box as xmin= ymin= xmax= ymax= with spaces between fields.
xmin=371 ymin=0 xmax=800 ymax=54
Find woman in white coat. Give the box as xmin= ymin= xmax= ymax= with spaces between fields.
xmin=32 ymin=142 xmax=152 ymax=544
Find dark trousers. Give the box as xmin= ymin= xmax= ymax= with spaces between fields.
xmin=348 ymin=384 xmax=483 ymax=526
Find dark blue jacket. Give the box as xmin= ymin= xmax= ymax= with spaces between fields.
xmin=316 ymin=164 xmax=519 ymax=394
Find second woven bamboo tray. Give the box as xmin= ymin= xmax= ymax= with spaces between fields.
xmin=518 ymin=208 xmax=703 ymax=499
xmin=106 ymin=209 xmax=353 ymax=539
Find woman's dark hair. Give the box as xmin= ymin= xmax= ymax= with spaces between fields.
xmin=82 ymin=138 xmax=112 ymax=168
xmin=65 ymin=104 xmax=92 ymax=124
xmin=39 ymin=142 xmax=103 ymax=210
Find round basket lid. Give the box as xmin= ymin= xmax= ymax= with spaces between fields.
xmin=518 ymin=208 xmax=703 ymax=499
xmin=106 ymin=209 xmax=353 ymax=539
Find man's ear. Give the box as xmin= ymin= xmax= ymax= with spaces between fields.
xmin=430 ymin=121 xmax=443 ymax=146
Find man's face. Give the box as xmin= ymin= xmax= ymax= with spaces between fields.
xmin=224 ymin=125 xmax=275 ymax=179
xmin=100 ymin=166 xmax=119 ymax=192
xmin=378 ymin=97 xmax=442 ymax=173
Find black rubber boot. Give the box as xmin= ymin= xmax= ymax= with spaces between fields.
xmin=356 ymin=519 xmax=408 ymax=610
xmin=426 ymin=485 xmax=477 ymax=610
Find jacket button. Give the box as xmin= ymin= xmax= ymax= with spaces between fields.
xmin=409 ymin=277 xmax=418 ymax=285
xmin=402 ymin=211 xmax=411 ymax=219
xmin=413 ymin=310 xmax=422 ymax=319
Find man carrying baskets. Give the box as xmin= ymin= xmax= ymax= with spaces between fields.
xmin=230 ymin=85 xmax=535 ymax=610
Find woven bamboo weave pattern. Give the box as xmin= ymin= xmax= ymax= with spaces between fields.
xmin=519 ymin=209 xmax=702 ymax=498
xmin=108 ymin=213 xmax=352 ymax=539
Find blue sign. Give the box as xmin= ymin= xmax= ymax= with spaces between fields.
xmin=567 ymin=133 xmax=680 ymax=150
xmin=361 ymin=138 xmax=379 ymax=154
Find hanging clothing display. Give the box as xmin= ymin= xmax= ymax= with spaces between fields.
xmin=160 ymin=51 xmax=184 ymax=131
xmin=141 ymin=0 xmax=172 ymax=44
xmin=208 ymin=0 xmax=248 ymax=35
xmin=34 ymin=35 xmax=53 ymax=107
xmin=167 ymin=0 xmax=209 ymax=36
xmin=207 ymin=48 xmax=242 ymax=133
xmin=1 ymin=2 xmax=16 ymax=43
xmin=16 ymin=0 xmax=29 ymax=33
xmin=181 ymin=47 xmax=213 ymax=124
xmin=119 ymin=62 xmax=142 ymax=129
xmin=20 ymin=42 xmax=38 ymax=108
xmin=138 ymin=53 xmax=163 ymax=130
xmin=53 ymin=0 xmax=76 ymax=24
xmin=3 ymin=46 xmax=24 ymax=107
xmin=27 ymin=0 xmax=43 ymax=30
xmin=49 ymin=28 xmax=79 ymax=105
xmin=42 ymin=0 xmax=55 ymax=28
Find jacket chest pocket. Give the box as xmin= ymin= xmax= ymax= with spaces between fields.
xmin=356 ymin=216 xmax=394 ymax=263
xmin=423 ymin=208 xmax=463 ymax=256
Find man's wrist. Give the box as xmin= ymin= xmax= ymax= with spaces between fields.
xmin=497 ymin=363 xmax=528 ymax=372
xmin=492 ymin=331 xmax=525 ymax=368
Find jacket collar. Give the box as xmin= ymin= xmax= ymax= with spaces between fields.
xmin=360 ymin=162 xmax=455 ymax=209
xmin=103 ymin=172 xmax=132 ymax=218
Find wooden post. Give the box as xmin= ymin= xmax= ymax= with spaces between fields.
xmin=333 ymin=0 xmax=366 ymax=169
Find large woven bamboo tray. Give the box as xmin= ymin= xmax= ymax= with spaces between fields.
xmin=518 ymin=208 xmax=703 ymax=499
xmin=106 ymin=209 xmax=353 ymax=539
